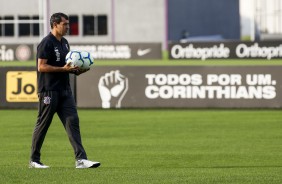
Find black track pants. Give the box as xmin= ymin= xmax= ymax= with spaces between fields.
xmin=30 ymin=90 xmax=87 ymax=162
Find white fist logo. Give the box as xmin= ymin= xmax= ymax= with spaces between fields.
xmin=98 ymin=70 xmax=128 ymax=108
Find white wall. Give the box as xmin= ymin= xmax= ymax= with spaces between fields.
xmin=240 ymin=0 xmax=282 ymax=40
xmin=0 ymin=0 xmax=165 ymax=46
xmin=239 ymin=0 xmax=255 ymax=39
xmin=0 ymin=0 xmax=39 ymax=15
xmin=114 ymin=0 xmax=165 ymax=43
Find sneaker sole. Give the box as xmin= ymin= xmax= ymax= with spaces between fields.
xmin=75 ymin=163 xmax=101 ymax=169
xmin=29 ymin=165 xmax=50 ymax=169
xmin=90 ymin=163 xmax=101 ymax=168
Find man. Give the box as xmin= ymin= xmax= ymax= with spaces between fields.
xmin=29 ymin=12 xmax=100 ymax=169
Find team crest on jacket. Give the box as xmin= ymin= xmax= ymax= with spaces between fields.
xmin=43 ymin=96 xmax=51 ymax=104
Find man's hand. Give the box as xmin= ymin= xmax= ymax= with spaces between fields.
xmin=63 ymin=62 xmax=80 ymax=73
xmin=74 ymin=68 xmax=90 ymax=76
xmin=38 ymin=58 xmax=80 ymax=73
xmin=37 ymin=58 xmax=89 ymax=74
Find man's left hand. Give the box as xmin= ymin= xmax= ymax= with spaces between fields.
xmin=74 ymin=68 xmax=90 ymax=75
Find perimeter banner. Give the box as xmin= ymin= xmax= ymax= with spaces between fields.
xmin=70 ymin=43 xmax=162 ymax=60
xmin=1 ymin=66 xmax=282 ymax=109
xmin=169 ymin=41 xmax=282 ymax=60
xmin=77 ymin=66 xmax=282 ymax=108
xmin=0 ymin=44 xmax=33 ymax=61
xmin=0 ymin=67 xmax=76 ymax=109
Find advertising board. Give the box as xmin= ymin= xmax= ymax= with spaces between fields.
xmin=77 ymin=66 xmax=282 ymax=108
xmin=0 ymin=67 xmax=76 ymax=109
xmin=70 ymin=43 xmax=162 ymax=60
xmin=169 ymin=41 xmax=282 ymax=60
xmin=0 ymin=44 xmax=33 ymax=61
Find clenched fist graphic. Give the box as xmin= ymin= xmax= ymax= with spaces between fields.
xmin=98 ymin=70 xmax=128 ymax=108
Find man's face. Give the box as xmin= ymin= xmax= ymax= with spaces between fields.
xmin=54 ymin=17 xmax=69 ymax=36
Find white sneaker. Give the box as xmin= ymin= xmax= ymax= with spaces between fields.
xmin=29 ymin=161 xmax=49 ymax=168
xmin=75 ymin=159 xmax=100 ymax=169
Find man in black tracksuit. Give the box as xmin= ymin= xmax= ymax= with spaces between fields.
xmin=29 ymin=12 xmax=100 ymax=169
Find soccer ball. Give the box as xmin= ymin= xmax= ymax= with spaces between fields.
xmin=80 ymin=51 xmax=94 ymax=69
xmin=65 ymin=50 xmax=94 ymax=69
xmin=65 ymin=51 xmax=84 ymax=68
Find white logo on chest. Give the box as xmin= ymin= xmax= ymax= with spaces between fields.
xmin=54 ymin=47 xmax=60 ymax=61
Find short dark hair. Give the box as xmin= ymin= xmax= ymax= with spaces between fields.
xmin=50 ymin=12 xmax=69 ymax=29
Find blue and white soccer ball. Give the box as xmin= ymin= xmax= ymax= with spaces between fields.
xmin=65 ymin=50 xmax=84 ymax=68
xmin=80 ymin=51 xmax=94 ymax=69
xmin=65 ymin=50 xmax=94 ymax=70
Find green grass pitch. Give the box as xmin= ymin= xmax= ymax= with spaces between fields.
xmin=1 ymin=109 xmax=282 ymax=183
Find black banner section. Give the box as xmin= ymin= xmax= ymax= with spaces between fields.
xmin=77 ymin=66 xmax=282 ymax=108
xmin=0 ymin=44 xmax=33 ymax=61
xmin=169 ymin=41 xmax=282 ymax=60
xmin=70 ymin=43 xmax=162 ymax=60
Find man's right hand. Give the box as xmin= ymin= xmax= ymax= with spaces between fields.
xmin=63 ymin=62 xmax=80 ymax=73
xmin=38 ymin=58 xmax=80 ymax=73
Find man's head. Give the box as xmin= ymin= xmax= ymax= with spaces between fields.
xmin=50 ymin=13 xmax=69 ymax=36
